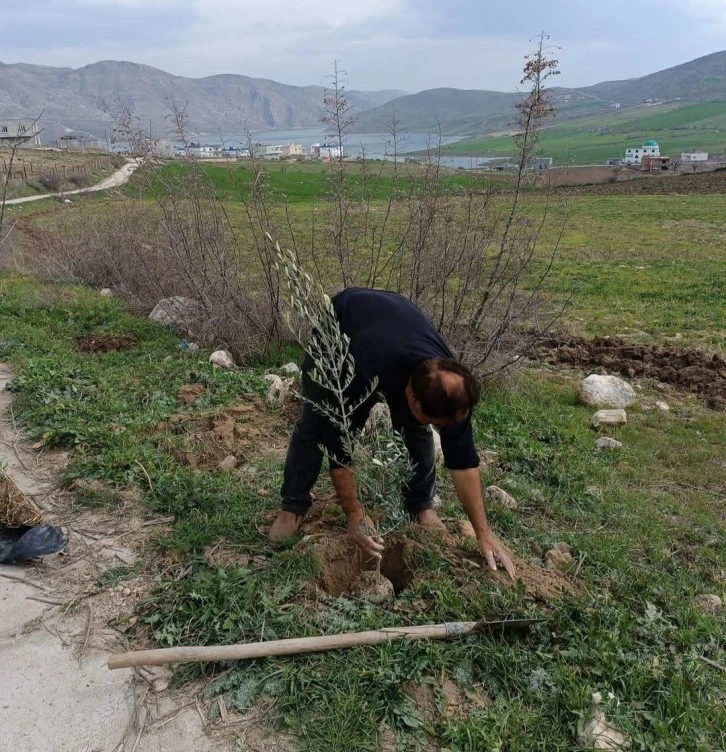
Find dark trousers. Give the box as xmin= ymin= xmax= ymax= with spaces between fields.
xmin=280 ymin=376 xmax=436 ymax=518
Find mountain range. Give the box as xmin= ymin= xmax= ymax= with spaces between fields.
xmin=1 ymin=51 xmax=725 ymax=143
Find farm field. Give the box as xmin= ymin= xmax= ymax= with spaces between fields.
xmin=434 ymin=102 xmax=726 ymax=164
xmin=0 ymin=161 xmax=724 ymax=751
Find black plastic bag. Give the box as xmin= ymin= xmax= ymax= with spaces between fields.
xmin=0 ymin=524 xmax=65 ymax=564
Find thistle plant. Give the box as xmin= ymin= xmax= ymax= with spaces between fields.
xmin=270 ymin=234 xmax=412 ymax=537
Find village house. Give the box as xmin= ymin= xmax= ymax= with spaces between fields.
xmin=681 ymin=151 xmax=708 ymax=163
xmin=0 ymin=119 xmax=42 ymax=147
xmin=311 ymin=142 xmax=343 ymax=160
xmin=623 ymin=139 xmax=660 ymax=165
xmin=263 ymin=143 xmax=304 ymax=159
xmin=532 ymin=157 xmax=553 ymax=171
xmin=187 ymin=144 xmax=223 ymax=157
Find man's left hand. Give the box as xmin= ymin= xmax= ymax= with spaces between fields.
xmin=477 ymin=529 xmax=516 ymax=580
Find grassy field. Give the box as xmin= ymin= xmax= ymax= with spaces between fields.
xmin=2 ymin=163 xmax=724 ymax=750
xmin=434 ymin=102 xmax=726 ymax=165
xmin=0 ymin=274 xmax=723 ymax=751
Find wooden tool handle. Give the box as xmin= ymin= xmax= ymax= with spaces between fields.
xmin=108 ymin=622 xmax=477 ymax=669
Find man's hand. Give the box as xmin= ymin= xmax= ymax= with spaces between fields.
xmin=346 ymin=510 xmax=384 ymax=560
xmin=477 ymin=529 xmax=516 ymax=580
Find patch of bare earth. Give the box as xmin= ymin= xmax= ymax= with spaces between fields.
xmin=159 ymin=394 xmax=289 ymax=470
xmin=531 ymin=334 xmax=726 ymax=410
xmin=76 ymin=334 xmax=138 ymax=353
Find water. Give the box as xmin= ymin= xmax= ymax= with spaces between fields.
xmin=215 ymin=128 xmax=502 ymax=170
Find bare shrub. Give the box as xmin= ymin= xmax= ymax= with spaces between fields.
xmin=68 ymin=172 xmax=93 ymax=188
xmin=37 ymin=171 xmax=63 ymax=192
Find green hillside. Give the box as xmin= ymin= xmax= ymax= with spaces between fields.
xmin=434 ymin=102 xmax=726 ymax=164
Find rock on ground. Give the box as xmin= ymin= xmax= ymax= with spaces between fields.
xmin=578 ymin=374 xmax=636 ymax=409
xmin=217 ymin=455 xmax=238 ymax=472
xmin=694 ymin=594 xmax=722 ymax=614
xmin=655 ymin=400 xmax=670 ymax=412
xmin=348 ymin=569 xmax=395 ymax=603
xmin=577 ymin=708 xmax=630 ymax=750
xmin=432 ymin=429 xmax=443 ymax=464
xmin=264 ymin=374 xmax=294 ymax=405
xmin=592 ymin=409 xmax=627 ymax=429
xmin=209 ymin=349 xmax=235 ymax=370
xmin=595 ymin=437 xmax=623 ymax=450
xmin=478 ymin=450 xmax=499 ymax=467
xmin=279 ymin=362 xmax=300 ymax=375
xmin=99 ymin=288 xmax=113 ymax=297
xmin=148 ymin=296 xmax=199 ymax=333
xmin=545 ymin=542 xmax=573 ymax=571
xmin=364 ymin=402 xmax=392 ymax=436
xmin=485 ymin=485 xmax=518 ymax=509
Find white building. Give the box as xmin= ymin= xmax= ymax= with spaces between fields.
xmin=0 ymin=119 xmax=42 ymax=147
xmin=311 ymin=142 xmax=343 ymax=160
xmin=264 ymin=143 xmax=303 ymax=159
xmin=187 ymin=144 xmax=223 ymax=157
xmin=681 ymin=151 xmax=708 ymax=163
xmin=624 ymin=139 xmax=660 ymax=165
xmin=532 ymin=157 xmax=553 ymax=171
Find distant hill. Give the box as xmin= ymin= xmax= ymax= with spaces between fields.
xmin=353 ymin=51 xmax=726 ymax=136
xmin=0 ymin=60 xmax=406 ymax=142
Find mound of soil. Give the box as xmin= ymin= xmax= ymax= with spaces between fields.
xmin=558 ymin=169 xmax=726 ymax=196
xmin=159 ymin=396 xmax=288 ymax=470
xmin=531 ymin=335 xmax=725 ymax=410
xmin=76 ymin=334 xmax=138 ymax=353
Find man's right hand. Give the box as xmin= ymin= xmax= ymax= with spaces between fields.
xmin=346 ymin=511 xmax=384 ymax=559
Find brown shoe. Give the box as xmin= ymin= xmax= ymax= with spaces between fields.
xmin=269 ymin=510 xmax=305 ymax=542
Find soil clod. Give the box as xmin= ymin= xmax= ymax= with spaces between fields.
xmin=76 ymin=334 xmax=138 ymax=353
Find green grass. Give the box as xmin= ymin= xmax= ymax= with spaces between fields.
xmin=129 ymin=160 xmax=507 ymax=203
xmin=0 ymin=274 xmax=723 ymax=751
xmin=435 ymin=102 xmax=726 ymax=164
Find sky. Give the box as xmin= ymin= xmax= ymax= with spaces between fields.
xmin=4 ymin=0 xmax=726 ymax=93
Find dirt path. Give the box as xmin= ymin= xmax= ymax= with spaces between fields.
xmin=1 ymin=160 xmax=141 ymax=207
xmin=0 ymin=362 xmax=232 ymax=752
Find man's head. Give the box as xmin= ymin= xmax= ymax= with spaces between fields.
xmin=406 ymin=358 xmax=481 ymax=428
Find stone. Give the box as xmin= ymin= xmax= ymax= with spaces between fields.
xmin=545 ymin=542 xmax=573 ymax=570
xmin=149 ymin=296 xmax=199 ymax=333
xmin=577 ymin=375 xmax=636 ymax=409
xmin=348 ymin=570 xmax=395 ymax=604
xmin=592 ymin=409 xmax=627 ymax=429
xmin=595 ymin=437 xmax=623 ymax=450
xmin=694 ymin=594 xmax=721 ymax=614
xmin=478 ymin=450 xmax=499 ymax=467
xmin=99 ymin=288 xmax=113 ymax=297
xmin=217 ymin=455 xmax=238 ymax=472
xmin=485 ymin=485 xmax=518 ymax=510
xmin=432 ymin=494 xmax=442 ymax=508
xmin=209 ymin=350 xmax=235 ymax=370
xmin=458 ymin=520 xmax=476 ymax=539
xmin=432 ymin=429 xmax=443 ymax=464
xmin=264 ymin=374 xmax=294 ymax=405
xmin=655 ymin=400 xmax=670 ymax=412
xmin=364 ymin=402 xmax=392 ymax=436
xmin=279 ymin=362 xmax=300 ymax=375
xmin=577 ymin=708 xmax=630 ymax=750
xmin=186 ymin=343 xmax=200 ymax=353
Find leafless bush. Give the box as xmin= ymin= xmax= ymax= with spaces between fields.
xmin=68 ymin=173 xmax=93 ymax=188
xmin=37 ymin=171 xmax=63 ymax=192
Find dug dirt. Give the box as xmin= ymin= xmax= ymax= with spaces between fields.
xmin=76 ymin=334 xmax=138 ymax=353
xmin=531 ymin=334 xmax=726 ymax=410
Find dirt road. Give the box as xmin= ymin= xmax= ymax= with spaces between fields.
xmin=1 ymin=159 xmax=140 ymax=207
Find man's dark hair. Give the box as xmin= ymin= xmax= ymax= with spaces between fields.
xmin=410 ymin=359 xmax=481 ymax=421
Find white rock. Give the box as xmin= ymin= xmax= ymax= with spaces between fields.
xmin=595 ymin=437 xmax=623 ymax=450
xmin=99 ymin=288 xmax=113 ymax=297
xmin=149 ymin=296 xmax=199 ymax=333
xmin=209 ymin=349 xmax=235 ymax=370
xmin=655 ymin=401 xmax=670 ymax=412
xmin=63 ymin=198 xmax=72 ymax=204
xmin=545 ymin=542 xmax=573 ymax=571
xmin=217 ymin=455 xmax=238 ymax=471
xmin=364 ymin=402 xmax=392 ymax=436
xmin=264 ymin=374 xmax=294 ymax=404
xmin=578 ymin=375 xmax=636 ymax=409
xmin=694 ymin=594 xmax=722 ymax=614
xmin=279 ymin=362 xmax=300 ymax=375
xmin=432 ymin=494 xmax=442 ymax=508
xmin=577 ymin=708 xmax=630 ymax=750
xmin=485 ymin=485 xmax=518 ymax=509
xmin=592 ymin=409 xmax=627 ymax=429
xmin=478 ymin=450 xmax=499 ymax=467
xmin=432 ymin=429 xmax=443 ymax=464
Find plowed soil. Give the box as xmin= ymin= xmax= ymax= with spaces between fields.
xmin=531 ymin=335 xmax=726 ymax=410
